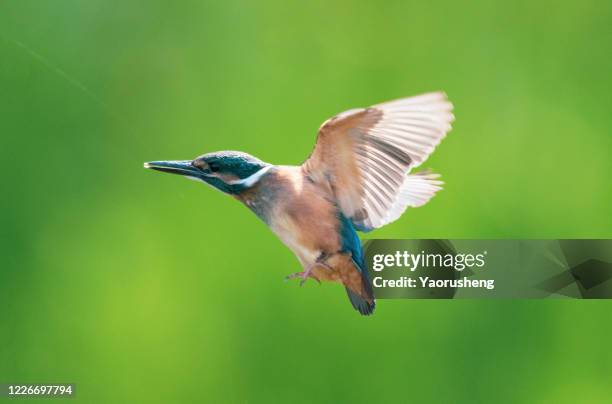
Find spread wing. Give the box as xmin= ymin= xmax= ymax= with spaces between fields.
xmin=302 ymin=92 xmax=454 ymax=231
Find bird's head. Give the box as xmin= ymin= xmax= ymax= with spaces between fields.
xmin=144 ymin=151 xmax=271 ymax=195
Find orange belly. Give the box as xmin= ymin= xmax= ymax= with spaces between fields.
xmin=241 ymin=165 xmax=372 ymax=302
xmin=267 ymin=167 xmax=342 ymax=268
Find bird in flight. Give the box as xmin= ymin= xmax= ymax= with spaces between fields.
xmin=145 ymin=92 xmax=454 ymax=315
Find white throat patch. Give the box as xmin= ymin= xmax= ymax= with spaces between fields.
xmin=227 ymin=165 xmax=273 ymax=187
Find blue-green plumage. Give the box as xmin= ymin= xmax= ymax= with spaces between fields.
xmin=338 ymin=214 xmax=375 ymax=315
xmin=201 ymin=151 xmax=268 ymax=180
xmin=144 ymin=151 xmax=270 ymax=195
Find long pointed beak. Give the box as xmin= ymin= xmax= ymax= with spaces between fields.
xmin=143 ymin=160 xmax=202 ymax=177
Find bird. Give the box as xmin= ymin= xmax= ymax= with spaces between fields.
xmin=144 ymin=92 xmax=454 ymax=315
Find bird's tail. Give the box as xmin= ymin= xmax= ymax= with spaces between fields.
xmin=344 ymin=254 xmax=376 ymax=315
xmin=346 ymin=287 xmax=376 ymax=316
xmin=329 ymin=243 xmax=376 ymax=316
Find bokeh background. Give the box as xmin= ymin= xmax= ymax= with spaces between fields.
xmin=1 ymin=1 xmax=611 ymax=402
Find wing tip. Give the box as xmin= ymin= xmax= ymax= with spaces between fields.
xmin=400 ymin=170 xmax=445 ymax=208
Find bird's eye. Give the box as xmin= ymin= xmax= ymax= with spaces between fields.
xmin=208 ymin=162 xmax=220 ymax=172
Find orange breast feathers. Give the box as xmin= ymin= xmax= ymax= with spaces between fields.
xmin=266 ymin=167 xmax=342 ymax=263
xmin=251 ymin=167 xmax=373 ymax=303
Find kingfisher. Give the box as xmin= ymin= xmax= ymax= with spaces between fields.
xmin=145 ymin=92 xmax=454 ymax=315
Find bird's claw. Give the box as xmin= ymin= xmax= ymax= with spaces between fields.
xmin=286 ymin=257 xmax=333 ymax=286
xmin=285 ymin=271 xmax=321 ymax=286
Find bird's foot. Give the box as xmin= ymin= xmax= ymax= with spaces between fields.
xmin=285 ymin=255 xmax=334 ymax=286
xmin=285 ymin=269 xmax=321 ymax=286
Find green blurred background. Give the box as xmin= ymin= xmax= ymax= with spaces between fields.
xmin=1 ymin=1 xmax=611 ymax=402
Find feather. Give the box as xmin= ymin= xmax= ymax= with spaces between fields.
xmin=303 ymin=92 xmax=454 ymax=231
